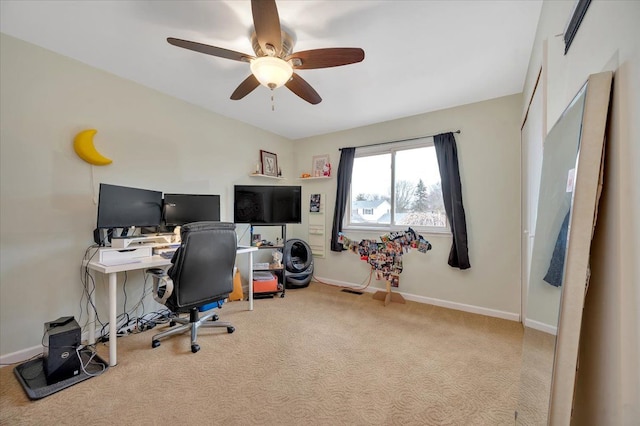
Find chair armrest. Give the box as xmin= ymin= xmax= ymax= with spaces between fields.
xmin=146 ymin=268 xmax=174 ymax=305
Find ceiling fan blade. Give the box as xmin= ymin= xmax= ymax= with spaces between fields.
xmin=251 ymin=0 xmax=282 ymax=56
xmin=167 ymin=37 xmax=254 ymax=62
xmin=230 ymin=74 xmax=261 ymax=100
xmin=286 ymin=48 xmax=365 ymax=69
xmin=285 ymin=73 xmax=322 ymax=105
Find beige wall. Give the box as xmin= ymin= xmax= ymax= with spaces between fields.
xmin=522 ymin=1 xmax=639 ymax=423
xmin=293 ymin=94 xmax=523 ymax=318
xmin=0 ymin=34 xmax=292 ymax=356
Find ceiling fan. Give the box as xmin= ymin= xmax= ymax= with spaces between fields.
xmin=167 ymin=0 xmax=365 ymax=105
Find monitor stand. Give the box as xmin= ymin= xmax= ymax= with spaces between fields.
xmin=119 ymin=226 xmax=135 ymax=237
xmin=110 ymin=234 xmax=173 ymax=249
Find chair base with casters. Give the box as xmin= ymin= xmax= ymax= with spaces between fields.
xmin=147 ymin=266 xmax=235 ymax=353
xmin=151 ymin=306 xmax=235 ymax=353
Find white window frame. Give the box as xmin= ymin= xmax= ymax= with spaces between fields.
xmin=344 ymin=138 xmax=450 ymax=235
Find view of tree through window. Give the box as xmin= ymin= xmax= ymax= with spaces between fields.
xmin=348 ymin=143 xmax=447 ymax=231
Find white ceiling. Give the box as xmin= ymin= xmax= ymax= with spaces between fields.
xmin=0 ymin=0 xmax=542 ymax=140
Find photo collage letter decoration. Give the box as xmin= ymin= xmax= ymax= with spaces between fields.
xmin=338 ymin=228 xmax=432 ymax=287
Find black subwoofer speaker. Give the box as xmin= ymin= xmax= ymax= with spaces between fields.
xmin=43 ymin=317 xmax=81 ymax=385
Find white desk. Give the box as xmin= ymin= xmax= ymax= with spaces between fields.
xmin=86 ymin=245 xmax=258 ymax=366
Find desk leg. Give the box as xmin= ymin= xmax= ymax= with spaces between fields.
xmin=88 ymin=273 xmax=96 ymax=346
xmin=248 ymin=251 xmax=254 ymax=311
xmin=108 ymin=272 xmax=118 ymax=366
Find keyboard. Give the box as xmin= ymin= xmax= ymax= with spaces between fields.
xmin=159 ymin=250 xmax=176 ymax=259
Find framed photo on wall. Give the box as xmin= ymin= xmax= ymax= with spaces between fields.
xmin=260 ymin=150 xmax=278 ymax=177
xmin=310 ymin=194 xmax=321 ymax=212
xmin=312 ymin=154 xmax=330 ymax=177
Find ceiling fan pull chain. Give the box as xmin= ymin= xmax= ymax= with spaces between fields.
xmin=271 ymin=91 xmax=275 ymax=111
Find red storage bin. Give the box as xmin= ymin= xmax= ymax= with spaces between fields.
xmin=253 ymin=272 xmax=278 ymax=293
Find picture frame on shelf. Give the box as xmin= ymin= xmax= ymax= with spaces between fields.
xmin=260 ymin=150 xmax=278 ymax=177
xmin=312 ymin=154 xmax=330 ymax=177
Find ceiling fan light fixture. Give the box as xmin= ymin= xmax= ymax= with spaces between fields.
xmin=250 ymin=56 xmax=293 ymax=89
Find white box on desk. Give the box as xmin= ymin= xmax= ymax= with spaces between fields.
xmin=110 ymin=235 xmax=172 ymax=249
xmin=99 ymin=246 xmax=153 ymax=264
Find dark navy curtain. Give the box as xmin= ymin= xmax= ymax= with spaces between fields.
xmin=544 ymin=211 xmax=570 ymax=287
xmin=330 ymin=147 xmax=356 ymax=252
xmin=434 ymin=133 xmax=471 ymax=269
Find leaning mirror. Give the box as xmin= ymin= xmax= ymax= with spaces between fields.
xmin=517 ymin=71 xmax=613 ymax=425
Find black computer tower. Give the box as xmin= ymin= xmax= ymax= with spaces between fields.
xmin=43 ymin=317 xmax=81 ymax=385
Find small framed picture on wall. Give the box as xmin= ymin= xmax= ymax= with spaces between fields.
xmin=312 ymin=154 xmax=330 ymax=177
xmin=310 ymin=194 xmax=321 ymax=212
xmin=260 ymin=150 xmax=278 ymax=177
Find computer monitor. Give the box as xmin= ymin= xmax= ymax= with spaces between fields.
xmin=163 ymin=194 xmax=221 ymax=226
xmin=96 ymin=183 xmax=163 ymax=231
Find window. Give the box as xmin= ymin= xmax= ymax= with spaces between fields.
xmin=347 ymin=139 xmax=448 ymax=233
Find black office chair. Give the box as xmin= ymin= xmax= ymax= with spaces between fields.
xmin=146 ymin=221 xmax=237 ymax=353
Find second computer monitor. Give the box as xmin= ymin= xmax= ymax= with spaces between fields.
xmin=163 ymin=194 xmax=221 ymax=226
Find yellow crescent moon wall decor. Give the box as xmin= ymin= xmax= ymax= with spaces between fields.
xmin=73 ymin=129 xmax=112 ymax=166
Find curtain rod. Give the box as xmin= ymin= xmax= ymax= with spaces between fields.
xmin=339 ymin=130 xmax=461 ymax=151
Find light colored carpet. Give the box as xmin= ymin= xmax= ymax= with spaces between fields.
xmin=516 ymin=327 xmax=556 ymax=425
xmin=1 ymin=282 xmax=524 ymax=425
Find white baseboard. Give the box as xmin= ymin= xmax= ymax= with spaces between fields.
xmin=0 ymin=345 xmax=43 ymax=367
xmin=0 ymin=329 xmax=98 ymax=368
xmin=314 ymin=276 xmax=520 ymax=322
xmin=524 ymin=318 xmax=558 ymax=335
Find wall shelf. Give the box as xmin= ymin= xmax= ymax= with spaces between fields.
xmin=249 ymin=173 xmax=285 ymax=180
xmin=299 ymin=176 xmax=331 ymax=181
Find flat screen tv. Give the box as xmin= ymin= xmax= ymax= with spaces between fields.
xmin=234 ymin=185 xmax=302 ymax=224
xmin=96 ymin=183 xmax=163 ymax=230
xmin=163 ymin=194 xmax=221 ymax=226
